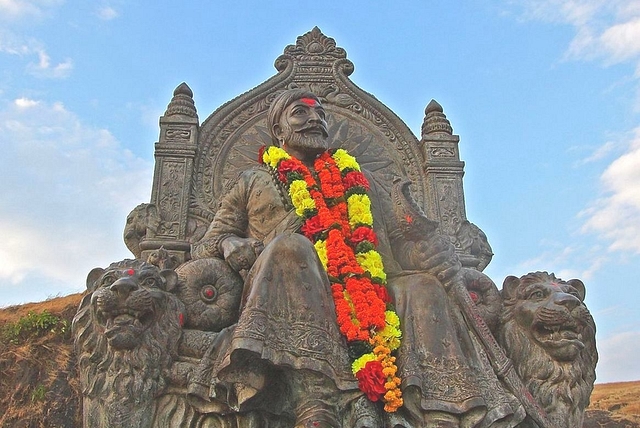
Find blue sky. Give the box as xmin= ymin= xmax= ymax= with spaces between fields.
xmin=1 ymin=1 xmax=639 ymax=384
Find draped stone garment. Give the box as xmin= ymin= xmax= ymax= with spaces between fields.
xmin=194 ymin=165 xmax=525 ymax=427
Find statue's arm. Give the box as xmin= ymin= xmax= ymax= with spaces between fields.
xmin=381 ymin=178 xmax=461 ymax=285
xmin=191 ymin=172 xmax=251 ymax=260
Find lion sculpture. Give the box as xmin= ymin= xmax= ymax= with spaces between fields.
xmin=72 ymin=259 xmax=187 ymax=428
xmin=498 ymin=271 xmax=597 ymax=428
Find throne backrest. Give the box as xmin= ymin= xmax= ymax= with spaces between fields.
xmin=142 ymin=28 xmax=481 ymax=268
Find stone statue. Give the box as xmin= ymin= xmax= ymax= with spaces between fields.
xmin=73 ymin=28 xmax=597 ymax=428
xmin=188 ymin=89 xmax=523 ymax=427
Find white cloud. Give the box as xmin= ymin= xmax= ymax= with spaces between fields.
xmin=14 ymin=97 xmax=40 ymax=108
xmin=581 ymin=127 xmax=640 ymax=252
xmin=511 ymin=1 xmax=640 ymax=65
xmin=97 ymin=6 xmax=118 ymax=20
xmin=0 ymin=0 xmax=63 ymax=21
xmin=0 ymin=0 xmax=41 ymax=20
xmin=596 ymin=330 xmax=640 ymax=382
xmin=0 ymin=98 xmax=152 ymax=303
xmin=572 ymin=140 xmax=618 ymax=166
xmin=26 ymin=48 xmax=73 ymax=79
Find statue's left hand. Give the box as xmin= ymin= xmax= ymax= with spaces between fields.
xmin=411 ymin=234 xmax=461 ymax=284
xmin=220 ymin=236 xmax=264 ymax=272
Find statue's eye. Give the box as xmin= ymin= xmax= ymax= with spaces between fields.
xmin=200 ymin=285 xmax=218 ymax=303
xmin=528 ymin=290 xmax=545 ymax=300
xmin=100 ymin=274 xmax=117 ymax=287
xmin=140 ymin=277 xmax=158 ymax=288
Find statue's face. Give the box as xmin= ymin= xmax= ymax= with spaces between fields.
xmin=275 ymin=97 xmax=329 ymax=160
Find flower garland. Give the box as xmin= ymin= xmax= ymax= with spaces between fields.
xmin=260 ymin=145 xmax=403 ymax=412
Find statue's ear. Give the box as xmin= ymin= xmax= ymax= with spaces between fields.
xmin=567 ymin=279 xmax=586 ymax=302
xmin=501 ymin=276 xmax=520 ymax=300
xmin=272 ymin=123 xmax=283 ymax=142
xmin=159 ymin=269 xmax=179 ymax=292
xmin=86 ymin=268 xmax=105 ymax=293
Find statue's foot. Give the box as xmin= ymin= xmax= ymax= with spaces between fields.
xmin=346 ymin=395 xmax=382 ymax=428
xmin=423 ymin=411 xmax=460 ymax=428
xmin=294 ymin=399 xmax=339 ymax=428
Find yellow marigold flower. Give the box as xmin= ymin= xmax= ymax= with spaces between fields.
xmin=356 ymin=250 xmax=386 ymax=282
xmin=352 ymin=353 xmax=377 ymax=375
xmin=289 ymin=180 xmax=315 ymax=216
xmin=263 ymin=146 xmax=290 ymax=168
xmin=385 ymin=310 xmax=400 ymax=328
xmin=378 ymin=310 xmax=402 ymax=350
xmin=314 ymin=240 xmax=328 ymax=270
xmin=347 ymin=194 xmax=373 ymax=227
xmin=333 ymin=149 xmax=361 ymax=171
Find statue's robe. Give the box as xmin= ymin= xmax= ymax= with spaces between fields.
xmin=192 ymin=164 xmax=525 ymax=427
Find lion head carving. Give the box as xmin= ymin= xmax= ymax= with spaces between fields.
xmin=174 ymin=257 xmax=243 ymax=331
xmin=123 ymin=203 xmax=159 ymax=258
xmin=72 ymin=259 xmax=185 ymax=428
xmin=498 ymin=271 xmax=597 ymax=428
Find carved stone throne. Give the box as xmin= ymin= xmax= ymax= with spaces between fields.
xmin=136 ymin=27 xmax=491 ymax=271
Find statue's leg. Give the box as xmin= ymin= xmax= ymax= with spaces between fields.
xmin=214 ymin=233 xmax=357 ymax=422
xmin=388 ymin=273 xmax=487 ymax=427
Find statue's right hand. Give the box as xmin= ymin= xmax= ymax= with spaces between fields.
xmin=220 ymin=236 xmax=263 ymax=272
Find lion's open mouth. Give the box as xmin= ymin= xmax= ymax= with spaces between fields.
xmin=533 ymin=322 xmax=584 ymax=349
xmin=96 ymin=306 xmax=150 ymax=338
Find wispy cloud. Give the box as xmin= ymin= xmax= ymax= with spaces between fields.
xmin=508 ymin=1 xmax=640 ymax=260
xmin=0 ymin=98 xmax=152 ymax=303
xmin=96 ymin=6 xmax=118 ymax=21
xmin=0 ymin=0 xmax=63 ymax=22
xmin=26 ymin=48 xmax=73 ymax=79
xmin=580 ymin=127 xmax=640 ymax=253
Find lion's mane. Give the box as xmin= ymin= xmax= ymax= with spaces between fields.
xmin=498 ymin=271 xmax=597 ymax=428
xmin=72 ymin=259 xmax=185 ymax=427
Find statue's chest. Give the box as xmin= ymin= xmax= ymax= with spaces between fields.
xmin=246 ymin=175 xmax=292 ymax=232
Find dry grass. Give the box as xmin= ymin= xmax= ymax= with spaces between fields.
xmin=588 ymin=381 xmax=640 ymax=425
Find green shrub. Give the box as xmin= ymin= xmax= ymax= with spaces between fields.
xmin=0 ymin=310 xmax=69 ymax=344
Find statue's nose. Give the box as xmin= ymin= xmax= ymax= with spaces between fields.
xmin=109 ymin=278 xmax=138 ymax=296
xmin=554 ymin=292 xmax=580 ymax=310
xmin=308 ymin=109 xmax=322 ymax=123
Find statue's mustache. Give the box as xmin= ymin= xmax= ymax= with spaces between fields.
xmin=294 ymin=125 xmax=328 ymax=138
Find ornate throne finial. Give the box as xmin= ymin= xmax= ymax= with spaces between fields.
xmin=421 ymin=99 xmax=453 ymax=138
xmin=164 ymin=82 xmax=198 ymax=118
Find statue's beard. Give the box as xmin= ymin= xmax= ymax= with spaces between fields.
xmin=282 ymin=125 xmax=329 ymax=157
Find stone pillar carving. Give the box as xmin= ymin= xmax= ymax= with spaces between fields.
xmin=421 ymin=100 xmax=467 ymax=244
xmin=140 ymin=83 xmax=199 ymax=263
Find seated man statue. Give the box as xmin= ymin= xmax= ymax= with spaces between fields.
xmin=191 ymin=89 xmax=526 ymax=428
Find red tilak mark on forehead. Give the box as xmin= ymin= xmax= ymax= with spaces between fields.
xmin=125 ymin=269 xmax=135 ymax=276
xmin=300 ymin=98 xmax=317 ymax=106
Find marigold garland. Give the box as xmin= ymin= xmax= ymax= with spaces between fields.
xmin=260 ymin=145 xmax=403 ymax=412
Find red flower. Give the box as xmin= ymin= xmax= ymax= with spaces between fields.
xmin=373 ymin=283 xmax=391 ymax=304
xmin=278 ymin=159 xmax=303 ymax=182
xmin=356 ymin=360 xmax=387 ymax=401
xmin=350 ymin=226 xmax=378 ymax=246
xmin=301 ymin=215 xmax=325 ymax=237
xmin=257 ymin=145 xmax=266 ymax=163
xmin=344 ymin=171 xmax=370 ymax=190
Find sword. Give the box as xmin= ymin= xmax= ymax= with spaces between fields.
xmin=391 ymin=178 xmax=557 ymax=428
